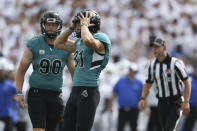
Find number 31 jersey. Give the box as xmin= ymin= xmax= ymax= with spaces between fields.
xmin=73 ymin=33 xmax=111 ymax=87
xmin=26 ymin=35 xmax=70 ymax=91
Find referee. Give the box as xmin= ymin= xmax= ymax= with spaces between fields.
xmin=138 ymin=36 xmax=191 ymax=131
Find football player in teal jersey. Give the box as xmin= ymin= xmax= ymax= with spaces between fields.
xmin=54 ymin=9 xmax=111 ymax=131
xmin=15 ymin=11 xmax=75 ymax=131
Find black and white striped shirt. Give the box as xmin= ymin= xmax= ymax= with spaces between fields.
xmin=146 ymin=54 xmax=188 ymax=99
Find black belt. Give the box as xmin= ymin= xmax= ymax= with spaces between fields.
xmin=158 ymin=94 xmax=182 ymax=102
xmin=119 ymin=107 xmax=138 ymax=112
xmin=190 ymin=106 xmax=197 ymax=110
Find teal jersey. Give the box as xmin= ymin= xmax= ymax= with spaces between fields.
xmin=27 ymin=35 xmax=70 ymax=91
xmin=72 ymin=33 xmax=111 ymax=87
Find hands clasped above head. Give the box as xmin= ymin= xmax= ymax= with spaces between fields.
xmin=78 ymin=11 xmax=95 ymax=27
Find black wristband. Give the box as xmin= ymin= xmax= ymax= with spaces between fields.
xmin=140 ymin=97 xmax=145 ymax=101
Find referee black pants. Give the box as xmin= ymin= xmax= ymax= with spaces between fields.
xmin=184 ymin=106 xmax=197 ymax=131
xmin=157 ymin=97 xmax=182 ymax=131
xmin=147 ymin=106 xmax=161 ymax=131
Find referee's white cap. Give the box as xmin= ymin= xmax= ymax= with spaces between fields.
xmin=150 ymin=37 xmax=166 ymax=47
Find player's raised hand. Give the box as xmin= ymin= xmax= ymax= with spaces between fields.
xmin=78 ymin=11 xmax=95 ymax=27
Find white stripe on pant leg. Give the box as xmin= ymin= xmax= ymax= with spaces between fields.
xmin=174 ymin=110 xmax=182 ymax=131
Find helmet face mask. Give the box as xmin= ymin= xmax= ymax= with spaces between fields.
xmin=72 ymin=9 xmax=101 ymax=38
xmin=40 ymin=12 xmax=62 ymax=39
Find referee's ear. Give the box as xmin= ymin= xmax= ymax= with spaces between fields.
xmin=163 ymin=45 xmax=167 ymax=50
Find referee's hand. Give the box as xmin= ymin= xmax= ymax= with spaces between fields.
xmin=181 ymin=101 xmax=190 ymax=116
xmin=138 ymin=99 xmax=146 ymax=111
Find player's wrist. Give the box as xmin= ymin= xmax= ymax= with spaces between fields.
xmin=184 ymin=100 xmax=189 ymax=104
xmin=17 ymin=91 xmax=23 ymax=96
xmin=80 ymin=22 xmax=88 ymax=27
xmin=140 ymin=97 xmax=145 ymax=101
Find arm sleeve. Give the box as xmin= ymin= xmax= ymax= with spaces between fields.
xmin=145 ymin=61 xmax=155 ymax=83
xmin=26 ymin=38 xmax=35 ymax=53
xmin=93 ymin=33 xmax=111 ymax=69
xmin=174 ymin=59 xmax=188 ymax=81
xmin=94 ymin=33 xmax=111 ymax=46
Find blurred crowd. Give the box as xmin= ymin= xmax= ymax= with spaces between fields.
xmin=1 ymin=0 xmax=197 ymax=131
xmin=0 ymin=0 xmax=197 ymax=67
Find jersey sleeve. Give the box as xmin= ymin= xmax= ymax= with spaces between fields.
xmin=94 ymin=33 xmax=111 ymax=46
xmin=174 ymin=59 xmax=188 ymax=81
xmin=145 ymin=59 xmax=155 ymax=83
xmin=64 ymin=51 xmax=71 ymax=64
xmin=93 ymin=33 xmax=111 ymax=69
xmin=26 ymin=38 xmax=35 ymax=53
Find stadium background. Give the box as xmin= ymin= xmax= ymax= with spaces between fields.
xmin=0 ymin=0 xmax=197 ymax=130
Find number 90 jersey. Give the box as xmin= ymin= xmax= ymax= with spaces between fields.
xmin=73 ymin=33 xmax=111 ymax=87
xmin=27 ymin=35 xmax=70 ymax=91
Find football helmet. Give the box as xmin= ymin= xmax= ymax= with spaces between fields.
xmin=40 ymin=11 xmax=62 ymax=38
xmin=72 ymin=9 xmax=101 ymax=38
